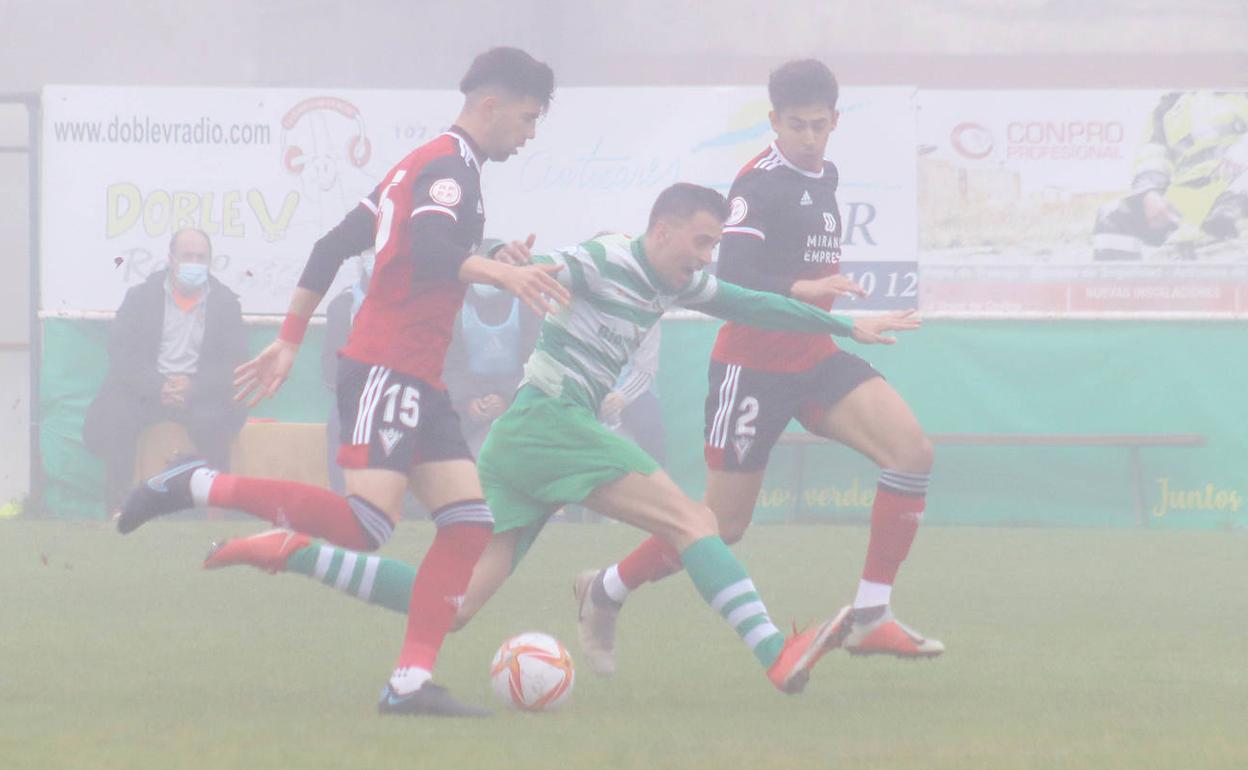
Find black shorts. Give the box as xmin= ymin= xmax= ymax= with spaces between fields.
xmin=704 ymin=351 xmax=882 ymax=472
xmin=335 ymin=356 xmax=472 ymax=473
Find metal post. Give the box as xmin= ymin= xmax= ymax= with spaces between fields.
xmin=25 ymin=94 xmax=42 ymax=515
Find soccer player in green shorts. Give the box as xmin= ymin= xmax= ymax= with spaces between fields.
xmin=205 ymin=182 xmax=919 ymax=694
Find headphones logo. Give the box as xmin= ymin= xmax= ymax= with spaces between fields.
xmin=281 ymin=96 xmax=372 ymax=175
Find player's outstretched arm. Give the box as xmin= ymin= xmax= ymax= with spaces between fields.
xmin=458 ymin=255 xmax=570 ymax=317
xmin=685 ymin=278 xmax=856 ymax=336
xmin=234 ymin=201 xmax=376 ymax=407
xmin=790 ymin=273 xmax=868 ymax=305
xmin=848 ymin=309 xmax=921 ymax=345
xmin=233 ymin=288 xmax=320 ymax=407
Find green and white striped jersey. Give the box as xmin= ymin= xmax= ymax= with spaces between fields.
xmin=525 ymin=233 xmax=854 ymax=411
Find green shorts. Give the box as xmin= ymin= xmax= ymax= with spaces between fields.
xmin=477 ymin=386 xmax=660 ymax=567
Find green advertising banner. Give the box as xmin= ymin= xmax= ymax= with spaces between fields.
xmin=658 ymin=318 xmax=1248 ymax=530
xmin=38 ymin=318 xmax=332 ymax=519
xmin=39 ymin=317 xmax=1247 ymax=529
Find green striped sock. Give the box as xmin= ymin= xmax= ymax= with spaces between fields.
xmin=681 ymin=536 xmax=785 ymax=668
xmin=285 ymin=543 xmax=415 ymax=614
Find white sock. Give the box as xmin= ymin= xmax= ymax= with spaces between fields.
xmin=853 ymin=580 xmax=892 ymax=610
xmin=389 ymin=666 xmax=432 ymax=695
xmin=189 ymin=468 xmax=219 ymax=508
xmin=601 ymin=564 xmax=631 ymax=604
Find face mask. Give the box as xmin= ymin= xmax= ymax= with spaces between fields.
xmin=176 ymin=262 xmax=209 ymax=289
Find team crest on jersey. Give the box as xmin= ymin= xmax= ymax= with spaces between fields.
xmin=800 ymin=190 xmax=813 ymax=206
xmin=429 ymin=178 xmax=462 ymax=206
xmin=378 ymin=427 xmax=404 ymax=457
xmin=726 ymin=197 xmax=748 ymax=226
xmin=823 ymin=212 xmax=838 ymax=234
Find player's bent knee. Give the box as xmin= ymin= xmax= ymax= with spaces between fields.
xmin=720 ymin=520 xmax=749 ymax=545
xmin=907 ymin=435 xmax=935 ymax=472
xmin=669 ymin=501 xmax=719 ymax=545
xmin=346 ymin=494 xmax=395 ymax=551
xmin=881 ymin=431 xmax=934 ymax=473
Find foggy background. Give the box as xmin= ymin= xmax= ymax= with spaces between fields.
xmin=1 ymin=0 xmax=1246 ymax=506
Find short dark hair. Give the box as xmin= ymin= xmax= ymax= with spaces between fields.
xmin=460 ymin=47 xmax=555 ymax=108
xmin=647 ymin=183 xmax=729 ymax=230
xmin=169 ymin=227 xmax=212 ymax=258
xmin=768 ymin=59 xmax=839 ymax=112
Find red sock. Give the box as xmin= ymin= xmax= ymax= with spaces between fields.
xmin=862 ymin=486 xmax=925 ymax=585
xmin=208 ymin=475 xmax=375 ymax=551
xmin=395 ymin=521 xmax=492 ymax=672
xmin=616 ymin=535 xmax=683 ymax=589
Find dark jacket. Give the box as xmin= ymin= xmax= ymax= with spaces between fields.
xmin=84 ymin=270 xmax=249 ymax=448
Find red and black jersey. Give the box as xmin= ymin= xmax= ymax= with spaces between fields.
xmin=342 ymin=127 xmax=486 ymax=387
xmin=711 ymin=143 xmax=844 ymax=373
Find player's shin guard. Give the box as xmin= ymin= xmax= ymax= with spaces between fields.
xmin=861 ymin=470 xmax=929 ymax=590
xmin=615 ymin=535 xmax=683 ymax=592
xmin=392 ymin=499 xmax=493 ymax=691
xmin=286 ymin=543 xmax=417 ymax=614
xmin=680 ymin=536 xmax=784 ymax=669
xmin=207 ymin=475 xmax=391 ymax=551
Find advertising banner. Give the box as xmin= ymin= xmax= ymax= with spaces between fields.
xmin=918 ymin=90 xmax=1248 ymax=315
xmin=42 ymin=85 xmax=916 ymax=314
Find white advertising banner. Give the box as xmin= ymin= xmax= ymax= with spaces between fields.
xmin=918 ymin=89 xmax=1248 ymax=315
xmin=42 ymin=85 xmax=916 ymax=314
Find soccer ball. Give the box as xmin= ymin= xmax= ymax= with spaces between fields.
xmin=489 ymin=632 xmax=575 ymax=711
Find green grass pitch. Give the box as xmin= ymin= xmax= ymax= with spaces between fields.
xmin=2 ymin=519 xmax=1244 ymax=770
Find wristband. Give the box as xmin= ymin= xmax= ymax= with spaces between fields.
xmin=278 ymin=313 xmax=309 ymax=345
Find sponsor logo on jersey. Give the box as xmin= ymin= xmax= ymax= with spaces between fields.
xmin=429 ymin=178 xmax=462 ymax=206
xmin=726 ymin=196 xmax=749 ymax=226
xmin=800 ymin=190 xmax=813 ymax=206
xmin=378 ymin=427 xmax=404 ymax=457
xmin=823 ymin=212 xmax=838 ymax=234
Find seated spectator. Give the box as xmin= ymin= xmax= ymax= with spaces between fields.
xmin=84 ymin=228 xmax=248 ymax=511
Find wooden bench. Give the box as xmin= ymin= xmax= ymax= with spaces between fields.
xmin=133 ymin=421 xmax=330 ymax=488
xmin=778 ymin=432 xmax=1206 ymax=527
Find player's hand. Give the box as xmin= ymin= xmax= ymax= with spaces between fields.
xmin=493 ymin=234 xmax=537 ymax=266
xmin=161 ymin=375 xmax=191 ymax=407
xmin=480 ymin=393 xmax=507 ymax=420
xmin=791 ymin=274 xmax=868 ymax=304
xmin=467 ymin=398 xmax=490 ymax=421
xmin=502 ymin=262 xmax=571 ymax=316
xmin=599 ymin=391 xmax=626 ymax=423
xmin=850 ymin=309 xmax=921 ymax=345
xmin=233 ymin=339 xmax=298 ymax=407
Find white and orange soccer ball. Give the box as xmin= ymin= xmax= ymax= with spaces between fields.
xmin=489 ymin=632 xmax=575 ymax=712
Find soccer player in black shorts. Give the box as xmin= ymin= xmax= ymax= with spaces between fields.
xmin=117 ymin=48 xmax=569 ymax=716
xmin=578 ymin=59 xmax=942 ymax=676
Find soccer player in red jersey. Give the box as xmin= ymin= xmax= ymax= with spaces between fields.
xmin=117 ymin=47 xmax=569 ymax=716
xmin=576 ymin=60 xmax=943 ymax=676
